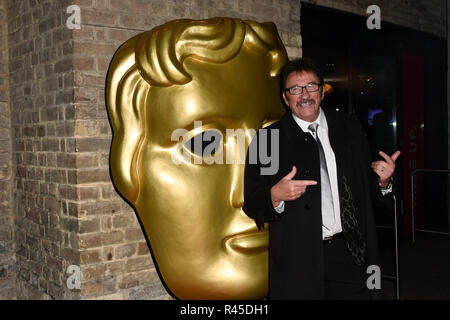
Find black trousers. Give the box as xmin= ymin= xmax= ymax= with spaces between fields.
xmin=323 ymin=234 xmax=371 ymax=300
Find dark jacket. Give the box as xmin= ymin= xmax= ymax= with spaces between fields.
xmin=243 ymin=107 xmax=390 ymax=299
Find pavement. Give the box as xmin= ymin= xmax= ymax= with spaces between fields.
xmin=378 ymin=228 xmax=450 ymax=300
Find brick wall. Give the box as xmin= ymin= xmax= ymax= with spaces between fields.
xmin=7 ymin=0 xmax=80 ymax=299
xmin=0 ymin=0 xmax=15 ymax=300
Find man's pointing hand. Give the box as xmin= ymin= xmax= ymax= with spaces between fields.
xmin=270 ymin=166 xmax=317 ymax=208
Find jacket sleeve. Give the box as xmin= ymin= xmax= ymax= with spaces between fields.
xmin=243 ymin=131 xmax=281 ymax=230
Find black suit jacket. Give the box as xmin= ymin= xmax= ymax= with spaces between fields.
xmin=243 ymin=107 xmax=389 ymax=299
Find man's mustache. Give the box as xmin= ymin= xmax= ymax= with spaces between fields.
xmin=296 ymin=99 xmax=315 ymax=107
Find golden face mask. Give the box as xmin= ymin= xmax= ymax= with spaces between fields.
xmin=106 ymin=18 xmax=288 ymax=299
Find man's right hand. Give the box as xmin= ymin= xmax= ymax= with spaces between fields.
xmin=270 ymin=166 xmax=317 ymax=207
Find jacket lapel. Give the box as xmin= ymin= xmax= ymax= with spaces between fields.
xmin=279 ymin=111 xmax=309 ymax=144
xmin=322 ymin=107 xmax=346 ymax=161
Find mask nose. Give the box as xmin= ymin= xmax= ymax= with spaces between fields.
xmin=230 ymin=164 xmax=245 ymax=208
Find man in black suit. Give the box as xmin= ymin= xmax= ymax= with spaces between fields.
xmin=243 ymin=58 xmax=400 ymax=299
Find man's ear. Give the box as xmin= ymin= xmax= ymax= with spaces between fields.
xmin=320 ymin=85 xmax=325 ymax=100
xmin=282 ymin=91 xmax=289 ymax=106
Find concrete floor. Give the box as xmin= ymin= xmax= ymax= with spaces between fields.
xmin=379 ymin=229 xmax=450 ymax=300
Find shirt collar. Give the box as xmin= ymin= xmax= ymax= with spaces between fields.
xmin=291 ymin=107 xmax=328 ymax=133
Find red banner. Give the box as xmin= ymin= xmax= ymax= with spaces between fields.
xmin=401 ymin=54 xmax=425 ymax=236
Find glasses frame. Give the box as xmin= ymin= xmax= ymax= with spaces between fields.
xmin=284 ymin=82 xmax=323 ymax=95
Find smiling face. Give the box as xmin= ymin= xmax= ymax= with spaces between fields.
xmin=135 ymin=50 xmax=285 ymax=299
xmin=282 ymin=70 xmax=324 ymax=122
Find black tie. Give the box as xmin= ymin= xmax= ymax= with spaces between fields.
xmin=309 ymin=123 xmax=366 ymax=266
xmin=340 ymin=176 xmax=367 ymax=266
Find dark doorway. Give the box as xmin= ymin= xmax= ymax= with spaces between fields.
xmin=300 ymin=2 xmax=448 ymax=235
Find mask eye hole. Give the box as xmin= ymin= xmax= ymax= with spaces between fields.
xmin=184 ymin=129 xmax=222 ymax=157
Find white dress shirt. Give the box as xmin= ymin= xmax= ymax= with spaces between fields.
xmin=274 ymin=108 xmax=342 ymax=239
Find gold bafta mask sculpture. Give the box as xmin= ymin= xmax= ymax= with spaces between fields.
xmin=106 ymin=17 xmax=288 ymax=299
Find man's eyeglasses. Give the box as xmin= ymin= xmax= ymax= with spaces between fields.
xmin=284 ymin=83 xmax=322 ymax=95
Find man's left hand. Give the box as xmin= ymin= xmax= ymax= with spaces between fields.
xmin=371 ymin=150 xmax=401 ymax=188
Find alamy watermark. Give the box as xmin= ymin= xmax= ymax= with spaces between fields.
xmin=66 ymin=265 xmax=81 ymax=290
xmin=171 ymin=121 xmax=279 ymax=175
xmin=366 ymin=265 xmax=381 ymax=290
xmin=66 ymin=5 xmax=81 ymax=30
xmin=366 ymin=5 xmax=381 ymax=30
